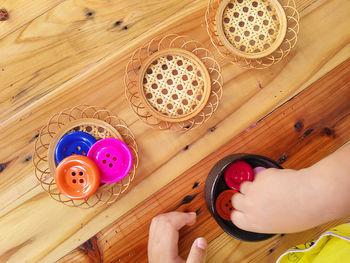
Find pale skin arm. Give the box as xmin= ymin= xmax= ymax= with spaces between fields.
xmin=232 ymin=143 xmax=350 ymax=233
xmin=148 ymin=212 xmax=207 ymax=263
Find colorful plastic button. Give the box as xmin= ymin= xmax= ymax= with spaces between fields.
xmin=54 ymin=155 xmax=100 ymax=200
xmin=215 ymin=189 xmax=238 ymax=221
xmin=224 ymin=161 xmax=254 ymax=191
xmin=87 ymin=138 xmax=133 ymax=183
xmin=253 ymin=166 xmax=266 ymax=175
xmin=55 ymin=131 xmax=96 ymax=164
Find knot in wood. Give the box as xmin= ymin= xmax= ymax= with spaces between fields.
xmin=0 ymin=9 xmax=9 ymax=21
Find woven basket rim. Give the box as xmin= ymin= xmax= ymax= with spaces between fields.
xmin=216 ymin=0 xmax=287 ymax=59
xmin=205 ymin=0 xmax=300 ymax=68
xmin=33 ymin=105 xmax=138 ymax=208
xmin=137 ymin=48 xmax=212 ymax=122
xmin=124 ymin=34 xmax=223 ymax=131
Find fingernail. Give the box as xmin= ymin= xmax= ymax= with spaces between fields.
xmin=188 ymin=212 xmax=197 ymax=216
xmin=196 ymin=237 xmax=207 ymax=250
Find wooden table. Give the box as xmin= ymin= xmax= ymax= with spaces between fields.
xmin=0 ymin=0 xmax=349 ymax=262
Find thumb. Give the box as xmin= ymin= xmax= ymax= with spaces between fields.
xmin=186 ymin=237 xmax=207 ymax=263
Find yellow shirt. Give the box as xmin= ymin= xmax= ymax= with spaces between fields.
xmin=277 ymin=223 xmax=350 ymax=263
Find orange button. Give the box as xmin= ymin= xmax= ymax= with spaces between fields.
xmin=54 ymin=155 xmax=100 ymax=200
xmin=215 ymin=189 xmax=238 ymax=221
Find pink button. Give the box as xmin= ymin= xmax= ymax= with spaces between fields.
xmin=253 ymin=166 xmax=266 ymax=175
xmin=224 ymin=161 xmax=254 ymax=191
xmin=87 ymin=138 xmax=133 ymax=183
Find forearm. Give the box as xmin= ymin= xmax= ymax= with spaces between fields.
xmin=312 ymin=143 xmax=350 ymax=175
xmin=308 ymin=143 xmax=350 ymax=219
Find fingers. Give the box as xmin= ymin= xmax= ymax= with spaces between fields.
xmin=148 ymin=212 xmax=197 ymax=263
xmin=240 ymin=167 xmax=273 ymax=194
xmin=166 ymin=211 xmax=197 ymax=230
xmin=232 ymin=192 xmax=245 ymax=211
xmin=186 ymin=238 xmax=207 ymax=263
xmin=239 ymin=181 xmax=251 ymax=194
xmin=151 ymin=212 xmax=197 ymax=231
xmin=231 ymin=210 xmax=249 ymax=230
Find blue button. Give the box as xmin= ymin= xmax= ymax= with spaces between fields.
xmin=55 ymin=131 xmax=97 ymax=164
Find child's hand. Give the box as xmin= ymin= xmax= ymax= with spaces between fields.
xmin=232 ymin=168 xmax=327 ymax=233
xmin=148 ymin=212 xmax=207 ymax=263
xmin=232 ymin=145 xmax=350 ymax=234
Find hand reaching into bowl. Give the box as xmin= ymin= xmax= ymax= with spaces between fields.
xmin=232 ymin=144 xmax=350 ymax=233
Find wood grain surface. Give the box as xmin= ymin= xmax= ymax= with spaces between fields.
xmin=59 ymin=58 xmax=350 ymax=263
xmin=0 ymin=0 xmax=349 ymax=262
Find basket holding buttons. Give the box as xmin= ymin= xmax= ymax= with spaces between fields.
xmin=33 ymin=105 xmax=139 ymax=208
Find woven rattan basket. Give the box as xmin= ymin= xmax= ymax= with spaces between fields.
xmin=125 ymin=34 xmax=223 ymax=131
xmin=33 ymin=105 xmax=138 ymax=208
xmin=206 ymin=0 xmax=299 ymax=68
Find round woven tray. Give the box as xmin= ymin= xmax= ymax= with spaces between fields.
xmin=206 ymin=0 xmax=299 ymax=68
xmin=125 ymin=34 xmax=223 ymax=131
xmin=33 ymin=105 xmax=139 ymax=208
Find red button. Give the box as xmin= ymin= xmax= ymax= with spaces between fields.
xmin=215 ymin=190 xmax=238 ymax=221
xmin=224 ymin=161 xmax=254 ymax=191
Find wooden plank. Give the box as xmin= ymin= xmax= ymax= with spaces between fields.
xmin=0 ymin=0 xmax=207 ymax=122
xmin=59 ymin=58 xmax=350 ymax=263
xmin=1 ymin=0 xmax=348 ymax=210
xmin=0 ymin=0 xmax=64 ymax=39
xmin=1 ymin=0 xmax=349 ymax=123
xmin=0 ymin=0 xmax=349 ymax=262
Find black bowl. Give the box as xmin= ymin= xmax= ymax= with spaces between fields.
xmin=205 ymin=153 xmax=283 ymax=242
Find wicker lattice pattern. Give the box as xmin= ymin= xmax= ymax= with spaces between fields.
xmin=222 ymin=0 xmax=284 ymax=57
xmin=142 ymin=50 xmax=210 ymax=121
xmin=70 ymin=125 xmax=119 ymax=141
xmin=125 ymin=34 xmax=223 ymax=131
xmin=33 ymin=105 xmax=139 ymax=208
xmin=206 ymin=0 xmax=299 ymax=68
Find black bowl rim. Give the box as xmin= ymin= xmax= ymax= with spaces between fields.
xmin=205 ymin=153 xmax=283 ymax=242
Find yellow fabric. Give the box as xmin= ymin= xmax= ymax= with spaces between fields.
xmin=277 ymin=223 xmax=350 ymax=263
